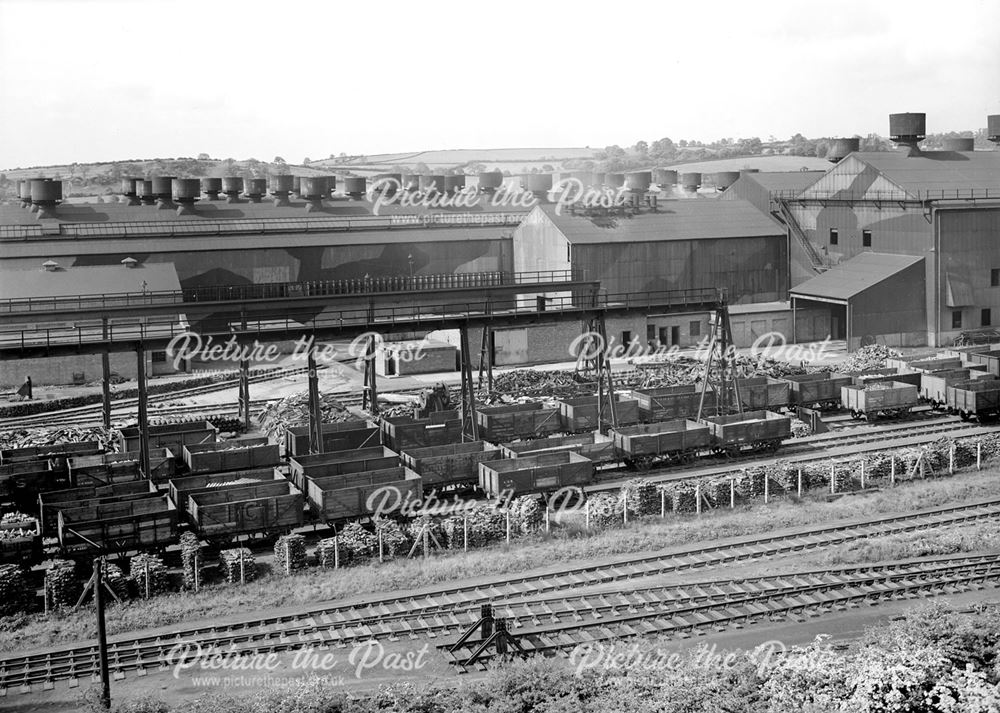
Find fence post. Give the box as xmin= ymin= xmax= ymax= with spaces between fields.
xmin=464 ymin=516 xmax=469 ymax=551
xmin=239 ymin=554 xmax=245 ymax=585
xmin=544 ymin=506 xmax=550 ymax=533
xmin=586 ymin=500 xmax=591 ymax=530
xmin=145 ymin=560 xmax=150 ymax=599
xmin=378 ymin=528 xmax=384 ymax=563
xmin=977 ymin=441 xmax=982 ymax=470
xmin=830 ymin=463 xmax=836 ymax=494
xmin=623 ymin=498 xmax=628 ymax=526
xmin=334 ymin=534 xmax=340 ymax=569
xmin=423 ymin=526 xmax=429 ymax=558
xmin=695 ymin=482 xmax=702 ymax=515
xmin=661 ymin=490 xmax=666 ymax=518
xmin=859 ymin=460 xmax=865 ymax=490
xmin=890 ymin=454 xmax=896 ymax=485
xmin=730 ymin=479 xmax=735 ymax=509
xmin=763 ymin=474 xmax=770 ymax=504
xmin=797 ymin=468 xmax=803 ymax=498
xmin=285 ymin=539 xmax=292 ymax=576
xmin=506 ymin=508 xmax=511 ymax=543
xmin=194 ymin=552 xmax=200 ymax=592
xmin=949 ymin=444 xmax=955 ymax=474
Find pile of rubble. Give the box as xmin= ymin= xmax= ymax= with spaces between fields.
xmin=0 ymin=426 xmax=112 ymax=451
xmin=257 ymin=391 xmax=352 ymax=441
xmin=834 ymin=345 xmax=901 ymax=373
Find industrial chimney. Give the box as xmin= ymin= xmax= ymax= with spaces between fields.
xmin=300 ymin=176 xmax=327 ymax=211
xmin=120 ymin=178 xmax=141 ymax=206
xmin=889 ymin=112 xmax=926 ymax=156
xmin=172 ymin=178 xmax=201 ymax=215
xmin=444 ymin=175 xmax=466 ymax=195
xmin=679 ymin=172 xmax=702 ymax=194
xmin=712 ymin=171 xmax=740 ymax=191
xmin=989 ymin=115 xmax=1000 ymax=147
xmin=477 ymin=171 xmax=503 ymax=194
xmin=244 ymin=178 xmax=267 ymax=203
xmin=270 ymin=174 xmax=294 ymax=206
xmin=30 ymin=179 xmax=62 ymax=219
xmin=222 ymin=177 xmax=244 ymax=203
xmin=942 ymin=137 xmax=975 ymax=152
xmin=201 ymin=177 xmax=223 ymax=201
xmin=150 ymin=176 xmax=176 ymax=209
xmin=826 ymin=138 xmax=861 ymax=163
xmin=343 ymin=176 xmax=367 ymax=200
xmin=521 ymin=174 xmax=553 ymax=202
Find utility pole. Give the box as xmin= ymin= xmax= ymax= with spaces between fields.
xmin=94 ymin=556 xmax=111 ymax=709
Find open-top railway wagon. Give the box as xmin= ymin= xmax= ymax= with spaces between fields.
xmin=119 ymin=421 xmax=217 ymax=462
xmin=306 ymin=467 xmax=422 ymax=522
xmin=500 ymin=432 xmax=617 ymax=465
xmin=946 ymin=380 xmax=1000 ymax=421
xmin=780 ymin=373 xmax=853 ymax=410
xmin=557 ymin=395 xmax=640 ymax=432
xmin=476 ymin=403 xmax=562 ymax=442
xmin=284 ymin=420 xmax=380 ymax=458
xmin=168 ymin=469 xmax=278 ymax=515
xmin=67 ymin=448 xmax=175 ymax=486
xmin=610 ymin=419 xmax=711 ymax=470
xmin=380 ymin=411 xmax=462 ymax=451
xmin=701 ymin=410 xmax=791 ymax=455
xmin=399 ymin=441 xmax=501 ymax=489
xmin=921 ymin=368 xmax=988 ymax=407
xmin=631 ymin=385 xmax=715 ymax=422
xmin=479 ymin=451 xmax=593 ymax=497
xmin=182 ymin=438 xmax=280 ymax=474
xmin=287 ymin=447 xmax=399 ymax=491
xmin=57 ymin=494 xmax=177 ymax=555
xmin=734 ymin=377 xmax=791 ymax=412
xmin=39 ymin=480 xmax=159 ymax=535
xmin=187 ymin=474 xmax=303 ymax=540
xmin=841 ymin=381 xmax=919 ymax=420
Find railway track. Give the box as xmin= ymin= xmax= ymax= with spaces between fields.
xmin=4 ymin=497 xmax=1000 ymax=692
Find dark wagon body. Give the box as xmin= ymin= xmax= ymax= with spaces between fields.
xmin=476 ymin=403 xmax=562 ymax=442
xmin=284 ymin=420 xmax=380 ymax=458
xmin=479 ymin=452 xmax=594 ymax=496
xmin=399 ymin=442 xmax=500 ymax=488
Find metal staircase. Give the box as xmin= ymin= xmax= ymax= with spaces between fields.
xmin=772 ymin=197 xmax=827 ymax=274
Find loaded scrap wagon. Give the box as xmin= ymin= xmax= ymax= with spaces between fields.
xmin=380 ymin=411 xmax=462 ymax=451
xmin=0 ymin=514 xmax=41 ymax=565
xmin=40 ymin=480 xmax=159 ymax=535
xmin=920 ymin=369 xmax=984 ymax=407
xmin=701 ymin=410 xmax=791 ymax=454
xmin=119 ymin=421 xmax=217 ymax=462
xmin=735 ymin=377 xmax=790 ymax=412
xmin=841 ymin=381 xmax=919 ymax=420
xmin=399 ymin=441 xmax=500 ymax=489
xmin=557 ymin=394 xmax=640 ymax=432
xmin=182 ymin=437 xmax=280 ymax=474
xmin=501 ymin=432 xmax=617 ymax=466
xmin=57 ymin=494 xmax=177 ymax=555
xmin=284 ymin=420 xmax=380 ymax=458
xmin=168 ymin=469 xmax=278 ymax=515
xmin=187 ymin=474 xmax=303 ymax=539
xmin=67 ymin=448 xmax=174 ymax=486
xmin=476 ymin=402 xmax=562 ymax=442
xmin=780 ymin=373 xmax=852 ymax=410
xmin=478 ymin=451 xmax=594 ymax=496
xmin=946 ymin=380 xmax=1000 ymax=421
xmin=287 ymin=447 xmax=399 ymax=491
xmin=610 ymin=419 xmax=711 ymax=470
xmin=631 ymin=385 xmax=715 ymax=422
xmin=306 ymin=467 xmax=422 ymax=522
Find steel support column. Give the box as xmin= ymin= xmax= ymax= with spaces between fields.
xmin=362 ymin=334 xmax=379 ymax=414
xmin=459 ymin=325 xmax=478 ymax=441
xmin=238 ymin=314 xmax=251 ymax=431
xmin=94 ymin=557 xmax=111 ymax=709
xmin=101 ymin=319 xmax=111 ymax=430
xmin=136 ymin=344 xmax=151 ymax=480
xmin=477 ymin=327 xmax=494 ymax=395
xmin=307 ymin=348 xmax=324 ymax=454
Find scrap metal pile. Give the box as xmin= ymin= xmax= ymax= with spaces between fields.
xmin=0 ymin=426 xmax=112 ymax=452
xmin=825 ymin=345 xmax=900 ymax=374
xmin=257 ymin=392 xmax=353 ymax=441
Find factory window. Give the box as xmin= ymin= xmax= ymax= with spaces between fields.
xmin=622 ymin=330 xmax=632 ymax=346
xmin=952 ymin=311 xmax=963 ymax=329
xmin=862 ymin=230 xmax=872 ymax=247
xmin=151 ymin=351 xmax=167 ymax=363
xmin=689 ymin=321 xmax=701 ymax=337
xmin=829 ymin=229 xmax=839 ymax=245
xmin=992 ymin=269 xmax=1000 ymax=287
xmin=646 ymin=325 xmax=657 ymax=342
xmin=983 ymin=309 xmax=992 ymax=327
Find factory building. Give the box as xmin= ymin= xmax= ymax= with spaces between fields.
xmin=779 ymin=113 xmax=1000 ymax=349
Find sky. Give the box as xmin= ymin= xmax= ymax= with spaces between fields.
xmin=1 ymin=0 xmax=998 ymax=168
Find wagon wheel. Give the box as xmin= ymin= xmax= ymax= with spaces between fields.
xmin=630 ymin=456 xmax=655 ymax=472
xmin=678 ymin=451 xmax=696 ymax=465
xmin=850 ymin=410 xmax=859 ymax=419
xmin=724 ymin=446 xmax=741 ymax=459
xmin=960 ymin=411 xmax=971 ymax=422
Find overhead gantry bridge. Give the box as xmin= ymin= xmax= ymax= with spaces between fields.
xmin=0 ymin=269 xmax=719 ymax=480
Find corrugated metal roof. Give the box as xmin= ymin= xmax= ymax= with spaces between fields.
xmin=538 ymin=200 xmax=784 ymax=244
xmin=0 ymin=263 xmax=181 ymax=299
xmin=790 ymin=252 xmax=924 ymax=302
xmin=854 ymin=150 xmax=1000 ymax=196
xmin=739 ymin=171 xmax=826 ymax=192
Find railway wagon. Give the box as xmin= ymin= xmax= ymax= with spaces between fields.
xmin=967 ymin=350 xmax=1000 ymax=376
xmin=479 ymin=451 xmax=593 ymax=497
xmin=306 ymin=466 xmax=422 ymax=521
xmin=941 ymin=345 xmax=996 ymax=359
xmin=631 ymin=385 xmax=716 ymax=422
xmin=39 ymin=480 xmax=158 ymax=535
xmin=735 ymin=377 xmax=791 ymax=411
xmin=182 ymin=438 xmax=280 ymax=474
xmin=399 ymin=442 xmax=501 ymax=488
xmin=884 ymin=352 xmax=939 ymax=371
xmin=0 ymin=516 xmax=41 ymax=565
xmin=863 ymin=370 xmax=923 ymax=388
xmin=780 ymin=373 xmax=852 ymax=409
xmin=611 ymin=419 xmax=712 ymax=469
xmin=188 ymin=477 xmax=303 ymax=538
xmin=119 ymin=421 xmax=217 ymax=461
xmin=476 ymin=403 xmax=562 ymax=442
xmin=287 ymin=447 xmax=399 ymax=491
xmin=67 ymin=448 xmax=174 ymax=486
xmin=284 ymin=420 xmax=380 ymax=458
xmin=557 ymin=395 xmax=640 ymax=432
xmin=701 ymin=410 xmax=791 ymax=454
xmin=946 ymin=380 xmax=1000 ymax=421
xmin=500 ymin=432 xmax=617 ymax=465
xmin=841 ymin=381 xmax=919 ymax=420
xmin=920 ymin=369 xmax=984 ymax=406
xmin=0 ymin=441 xmax=102 ymax=466
xmin=168 ymin=469 xmax=277 ymax=515
xmin=57 ymin=495 xmax=177 ymax=554
xmin=1 ymin=461 xmax=67 ymax=512
xmin=380 ymin=411 xmax=462 ymax=451
xmin=907 ymin=357 xmax=965 ymax=374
